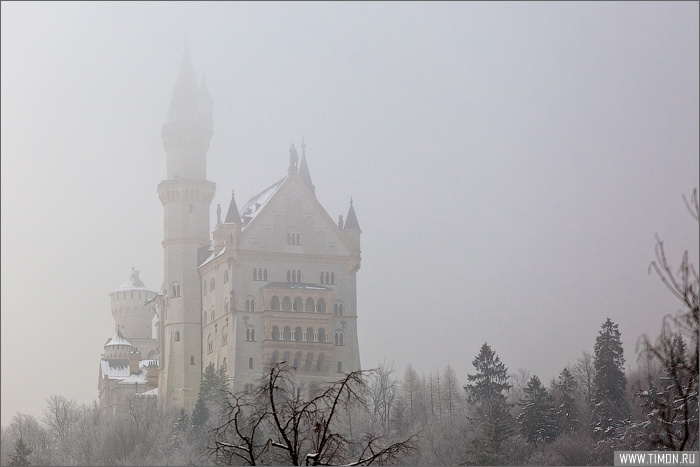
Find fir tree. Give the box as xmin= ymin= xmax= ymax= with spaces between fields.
xmin=592 ymin=318 xmax=629 ymax=437
xmin=9 ymin=438 xmax=32 ymax=466
xmin=464 ymin=342 xmax=511 ymax=404
xmin=517 ymin=375 xmax=558 ymax=445
xmin=192 ymin=363 xmax=229 ymax=429
xmin=555 ymin=367 xmax=579 ymax=433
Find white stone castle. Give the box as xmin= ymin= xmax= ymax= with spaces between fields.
xmin=98 ymin=51 xmax=362 ymax=414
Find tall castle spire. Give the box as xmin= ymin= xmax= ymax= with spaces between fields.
xmin=298 ymin=136 xmax=315 ymax=195
xmin=157 ymin=48 xmax=216 ymax=412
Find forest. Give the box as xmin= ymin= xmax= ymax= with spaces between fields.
xmin=2 ymin=191 xmax=697 ymax=466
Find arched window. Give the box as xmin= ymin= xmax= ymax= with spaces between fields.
xmin=270 ymin=296 xmax=280 ymax=311
xmin=306 ymin=327 xmax=314 ymax=342
xmin=250 ymin=299 xmax=255 ymax=311
xmin=222 ymin=326 xmax=228 ymax=346
xmin=224 ymin=270 xmax=229 ymax=283
xmin=282 ymin=297 xmax=292 ymax=311
xmin=291 ymin=270 xmax=296 ymax=282
xmin=335 ymin=331 xmax=344 ymax=346
xmin=283 ymin=326 xmax=291 ymax=340
xmin=222 ymin=358 xmax=227 ymax=373
xmin=320 ymin=272 xmax=324 ymax=284
xmin=283 ymin=351 xmax=291 ymax=363
xmin=207 ymin=334 xmax=213 ymax=353
xmin=305 ymin=352 xmax=313 ymax=371
xmin=331 ymin=272 xmax=335 ymax=284
xmin=318 ymin=328 xmax=326 ymax=343
xmin=293 ymin=297 xmax=302 ymax=312
xmin=334 ymin=303 xmax=344 ymax=316
xmin=316 ymin=353 xmax=325 ymax=372
xmin=325 ymin=272 xmax=330 ymax=284
xmin=245 ymin=299 xmax=250 ymax=311
xmin=317 ymin=298 xmax=326 ymax=313
xmin=246 ymin=328 xmax=250 ymax=341
xmin=253 ymin=268 xmax=257 ymax=281
xmin=210 ymin=277 xmax=215 ymax=291
xmin=175 ymin=331 xmax=180 ymax=342
xmin=287 ymin=270 xmax=291 ymax=282
xmin=251 ymin=328 xmax=255 ymax=341
xmin=294 ymin=327 xmax=303 ymax=341
xmin=272 ymin=326 xmax=279 ymax=340
xmin=190 ymin=356 xmax=195 ymax=365
xmin=263 ymin=269 xmax=268 ymax=281
xmin=305 ymin=297 xmax=314 ymax=312
xmin=211 ymin=306 xmax=216 ymax=322
xmin=271 ymin=350 xmax=279 ymax=365
xmin=337 ymin=361 xmax=342 ymax=373
xmin=172 ymin=282 xmax=181 ymax=298
xmin=249 ymin=357 xmax=254 ymax=369
xmin=293 ymin=351 xmax=302 ymax=368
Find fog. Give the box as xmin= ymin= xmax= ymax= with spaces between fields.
xmin=1 ymin=2 xmax=698 ymax=427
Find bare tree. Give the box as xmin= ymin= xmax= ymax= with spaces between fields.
xmin=366 ymin=360 xmax=398 ymax=438
xmin=635 ymin=188 xmax=699 ymax=451
xmin=42 ymin=395 xmax=79 ymax=444
xmin=212 ymin=364 xmax=416 ymax=465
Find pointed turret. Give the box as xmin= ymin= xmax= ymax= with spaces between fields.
xmin=167 ymin=48 xmax=199 ymax=120
xmin=343 ymin=198 xmax=361 ymax=232
xmin=298 ymin=137 xmax=315 ymax=195
xmin=225 ymin=190 xmax=240 ymax=224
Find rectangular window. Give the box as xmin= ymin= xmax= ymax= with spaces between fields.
xmin=190 ymin=356 xmax=195 ymax=365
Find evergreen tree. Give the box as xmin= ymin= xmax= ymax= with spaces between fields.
xmin=464 ymin=342 xmax=511 ymax=404
xmin=555 ymin=367 xmax=579 ymax=433
xmin=517 ymin=375 xmax=558 ymax=445
xmin=9 ymin=438 xmax=32 ymax=466
xmin=592 ymin=318 xmax=629 ymax=438
xmin=192 ymin=363 xmax=228 ymax=429
xmin=465 ymin=343 xmax=514 ymax=464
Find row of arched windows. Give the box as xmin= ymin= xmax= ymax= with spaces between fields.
xmin=112 ymin=290 xmax=147 ymax=301
xmin=253 ymin=268 xmax=268 ymax=281
xmin=271 ymin=326 xmax=327 ymax=343
xmin=270 ymin=350 xmax=322 ymax=370
xmin=287 ymin=270 xmax=303 ymax=282
xmin=270 ymin=296 xmax=327 ymax=313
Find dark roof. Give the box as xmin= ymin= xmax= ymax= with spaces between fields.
xmin=105 ymin=359 xmax=129 ymax=369
xmin=225 ymin=190 xmax=240 ymax=224
xmin=344 ymin=201 xmax=361 ymax=232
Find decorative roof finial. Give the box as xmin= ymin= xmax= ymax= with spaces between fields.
xmin=289 ymin=143 xmax=299 ymax=173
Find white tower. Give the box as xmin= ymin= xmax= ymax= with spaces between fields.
xmin=157 ymin=50 xmax=215 ymax=411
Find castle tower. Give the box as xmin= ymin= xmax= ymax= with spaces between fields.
xmin=110 ymin=268 xmax=158 ymax=359
xmin=157 ymin=50 xmax=216 ymax=411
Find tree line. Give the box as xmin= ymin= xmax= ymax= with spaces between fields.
xmin=2 ymin=190 xmax=697 ymax=466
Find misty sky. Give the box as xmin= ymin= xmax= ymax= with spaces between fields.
xmin=1 ymin=2 xmax=698 ymax=427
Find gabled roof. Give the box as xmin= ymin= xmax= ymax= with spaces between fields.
xmin=239 ymin=176 xmax=287 ymax=229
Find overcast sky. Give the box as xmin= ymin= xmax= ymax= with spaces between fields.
xmin=2 ymin=2 xmax=698 ymax=427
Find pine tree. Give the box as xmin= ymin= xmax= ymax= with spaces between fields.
xmin=555 ymin=367 xmax=579 ymax=433
xmin=517 ymin=375 xmax=558 ymax=445
xmin=464 ymin=342 xmax=511 ymax=404
xmin=9 ymin=438 xmax=32 ymax=466
xmin=192 ymin=363 xmax=229 ymax=429
xmin=465 ymin=343 xmax=514 ymax=464
xmin=592 ymin=318 xmax=629 ymax=438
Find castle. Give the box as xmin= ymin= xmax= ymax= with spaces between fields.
xmin=98 ymin=50 xmax=362 ymax=414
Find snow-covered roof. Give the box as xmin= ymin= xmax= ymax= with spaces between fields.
xmin=101 ymin=359 xmax=158 ymax=384
xmin=117 ymin=268 xmax=154 ymax=292
xmin=134 ymin=387 xmax=158 ymax=397
xmin=263 ymin=282 xmax=330 ymax=290
xmin=200 ymin=245 xmax=227 ymax=267
xmin=239 ymin=176 xmax=287 ymax=229
xmin=105 ymin=332 xmax=132 ymax=348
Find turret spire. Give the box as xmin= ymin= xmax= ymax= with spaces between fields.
xmin=344 ymin=198 xmax=361 ymax=232
xmin=225 ymin=190 xmax=240 ymax=224
xmin=298 ymin=136 xmax=315 ymax=195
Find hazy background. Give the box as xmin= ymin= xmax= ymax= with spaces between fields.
xmin=2 ymin=2 xmax=698 ymax=427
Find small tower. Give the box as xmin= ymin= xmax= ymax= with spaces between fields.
xmin=157 ymin=49 xmax=216 ymax=412
xmin=343 ymin=198 xmax=362 ymax=271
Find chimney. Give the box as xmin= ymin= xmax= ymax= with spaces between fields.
xmin=147 ymin=362 xmax=159 ymax=388
xmin=128 ymin=350 xmax=141 ymax=375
